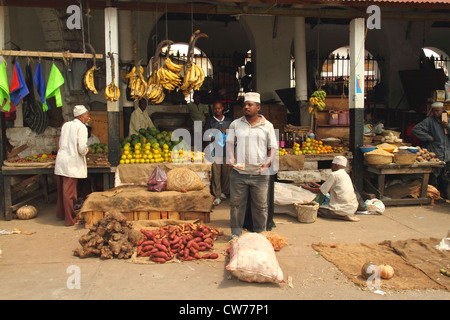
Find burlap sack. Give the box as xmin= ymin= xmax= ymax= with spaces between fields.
xmin=166 ymin=167 xmax=205 ymax=191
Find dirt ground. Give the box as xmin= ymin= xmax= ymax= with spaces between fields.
xmin=1 ymin=192 xmax=450 ymax=301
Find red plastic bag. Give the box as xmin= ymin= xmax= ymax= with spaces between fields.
xmin=147 ymin=166 xmax=167 ymax=192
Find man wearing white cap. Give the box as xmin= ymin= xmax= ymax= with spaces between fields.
xmin=54 ymin=105 xmax=91 ymax=226
xmin=302 ymin=156 xmax=359 ymax=222
xmin=412 ymin=101 xmax=450 ymax=195
xmin=226 ymin=92 xmax=278 ymax=238
xmin=412 ymin=102 xmax=450 ymax=163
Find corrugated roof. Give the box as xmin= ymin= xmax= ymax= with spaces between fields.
xmin=316 ymin=0 xmax=450 ymax=5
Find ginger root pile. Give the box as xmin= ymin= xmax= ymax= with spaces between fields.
xmin=73 ymin=211 xmax=140 ymax=259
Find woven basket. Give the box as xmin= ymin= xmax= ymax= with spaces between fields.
xmin=294 ymin=201 xmax=319 ymax=223
xmin=365 ymin=154 xmax=393 ymax=165
xmin=394 ymin=153 xmax=416 ymax=165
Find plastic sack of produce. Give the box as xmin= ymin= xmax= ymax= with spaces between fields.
xmin=226 ymin=233 xmax=284 ymax=284
xmin=147 ymin=165 xmax=167 ymax=192
xmin=364 ymin=198 xmax=385 ymax=213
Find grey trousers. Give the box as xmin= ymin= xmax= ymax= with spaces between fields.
xmin=229 ymin=169 xmax=269 ymax=236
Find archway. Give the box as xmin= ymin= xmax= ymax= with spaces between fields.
xmin=422 ymin=47 xmax=449 ymax=77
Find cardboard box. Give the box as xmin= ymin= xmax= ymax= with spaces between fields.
xmin=434 ymin=90 xmax=446 ymax=102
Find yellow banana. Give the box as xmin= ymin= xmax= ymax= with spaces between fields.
xmin=125 ymin=66 xmax=136 ymax=79
xmin=165 ymin=57 xmax=183 ymax=73
xmin=84 ymin=66 xmax=98 ymax=94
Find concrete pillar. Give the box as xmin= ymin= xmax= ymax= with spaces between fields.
xmin=118 ymin=8 xmax=134 ymax=137
xmin=294 ymin=16 xmax=310 ymax=127
xmin=105 ymin=7 xmax=120 ymax=166
xmin=349 ymin=18 xmax=365 ymax=190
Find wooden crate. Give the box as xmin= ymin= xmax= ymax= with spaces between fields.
xmin=83 ymin=210 xmax=210 ymax=228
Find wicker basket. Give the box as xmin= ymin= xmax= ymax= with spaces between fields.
xmin=294 ymin=201 xmax=319 ymax=223
xmin=365 ymin=154 xmax=393 ymax=165
xmin=394 ymin=153 xmax=416 ymax=165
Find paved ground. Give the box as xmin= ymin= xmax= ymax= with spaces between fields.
xmin=1 ymin=193 xmax=449 ymax=302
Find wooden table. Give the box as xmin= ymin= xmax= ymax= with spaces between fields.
xmin=363 ymin=162 xmax=444 ymax=206
xmin=1 ymin=165 xmax=116 ymax=221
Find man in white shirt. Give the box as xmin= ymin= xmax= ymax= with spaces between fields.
xmin=129 ymin=99 xmax=154 ymax=136
xmin=302 ymin=156 xmax=359 ymax=222
xmin=226 ymin=92 xmax=278 ymax=238
xmin=55 ymin=105 xmax=91 ymax=226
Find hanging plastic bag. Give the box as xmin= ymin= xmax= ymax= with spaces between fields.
xmin=147 ymin=166 xmax=167 ymax=192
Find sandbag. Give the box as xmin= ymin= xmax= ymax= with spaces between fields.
xmin=166 ymin=167 xmax=205 ymax=191
xmin=226 ymin=233 xmax=284 ymax=284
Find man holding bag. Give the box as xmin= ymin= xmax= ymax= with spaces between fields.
xmin=226 ymin=92 xmax=278 ymax=239
xmin=205 ymin=101 xmax=232 ymax=205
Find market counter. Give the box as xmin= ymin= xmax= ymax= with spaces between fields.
xmin=1 ymin=165 xmax=115 ymax=221
xmin=363 ymin=161 xmax=445 ymax=206
xmin=114 ymin=162 xmax=212 ymax=187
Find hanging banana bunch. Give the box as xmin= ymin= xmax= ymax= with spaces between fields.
xmin=146 ymin=70 xmax=165 ymax=104
xmin=105 ymin=52 xmax=120 ymax=102
xmin=83 ymin=43 xmax=99 ymax=94
xmin=156 ymin=60 xmax=183 ymax=91
xmin=125 ymin=42 xmax=148 ymax=101
xmin=180 ymin=30 xmax=208 ymax=98
xmin=180 ymin=63 xmax=205 ymax=97
xmin=308 ymin=90 xmax=327 ymax=116
xmin=126 ymin=61 xmax=147 ymax=101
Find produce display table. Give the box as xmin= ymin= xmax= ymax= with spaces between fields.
xmin=1 ymin=165 xmax=115 ymax=221
xmin=277 ymin=153 xmax=350 ymax=183
xmin=78 ymin=162 xmax=214 ymax=228
xmin=363 ymin=161 xmax=445 ymax=206
xmin=79 ymin=185 xmax=214 ymax=228
xmin=114 ymin=162 xmax=211 ymax=187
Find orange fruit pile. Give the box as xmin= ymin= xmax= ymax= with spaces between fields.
xmin=301 ymin=138 xmax=334 ymax=154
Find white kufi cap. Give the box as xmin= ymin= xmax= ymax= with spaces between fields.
xmin=332 ymin=155 xmax=347 ymax=167
xmin=244 ymin=92 xmax=260 ymax=104
xmin=73 ymin=105 xmax=88 ymax=117
xmin=431 ymin=102 xmax=444 ymax=108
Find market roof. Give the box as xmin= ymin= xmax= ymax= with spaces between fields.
xmin=299 ymin=0 xmax=450 ymax=9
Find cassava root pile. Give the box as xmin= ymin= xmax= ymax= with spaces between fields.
xmin=73 ymin=211 xmax=140 ymax=259
xmin=415 ymin=147 xmax=441 ymax=163
xmin=137 ymin=223 xmax=223 ymax=263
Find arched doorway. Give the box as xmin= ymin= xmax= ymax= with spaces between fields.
xmin=422 ymin=47 xmax=449 ymax=77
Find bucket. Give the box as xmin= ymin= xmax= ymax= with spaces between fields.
xmin=294 ymin=201 xmax=319 ymax=223
xmin=338 ymin=110 xmax=349 ymax=125
xmin=329 ymin=110 xmax=339 ymax=125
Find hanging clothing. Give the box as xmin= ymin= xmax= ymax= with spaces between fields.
xmin=23 ymin=63 xmax=48 ymax=134
xmin=9 ymin=62 xmax=29 ymax=106
xmin=34 ymin=62 xmax=46 ymax=105
xmin=129 ymin=107 xmax=154 ymax=136
xmin=55 ymin=118 xmax=89 ymax=179
xmin=44 ymin=63 xmax=64 ymax=111
xmin=0 ymin=61 xmax=11 ymax=111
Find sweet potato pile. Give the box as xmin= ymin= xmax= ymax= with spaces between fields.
xmin=73 ymin=211 xmax=140 ymax=259
xmin=137 ymin=223 xmax=223 ymax=263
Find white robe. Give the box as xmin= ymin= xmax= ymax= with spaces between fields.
xmin=54 ymin=118 xmax=89 ymax=179
xmin=319 ymin=169 xmax=358 ymax=217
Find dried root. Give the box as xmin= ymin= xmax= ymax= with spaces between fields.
xmin=73 ymin=210 xmax=139 ymax=260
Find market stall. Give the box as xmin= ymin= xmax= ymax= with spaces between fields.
xmin=1 ymin=155 xmax=114 ymax=221
xmin=362 ymin=137 xmax=445 ymax=206
xmin=78 ymin=162 xmax=214 ymax=229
